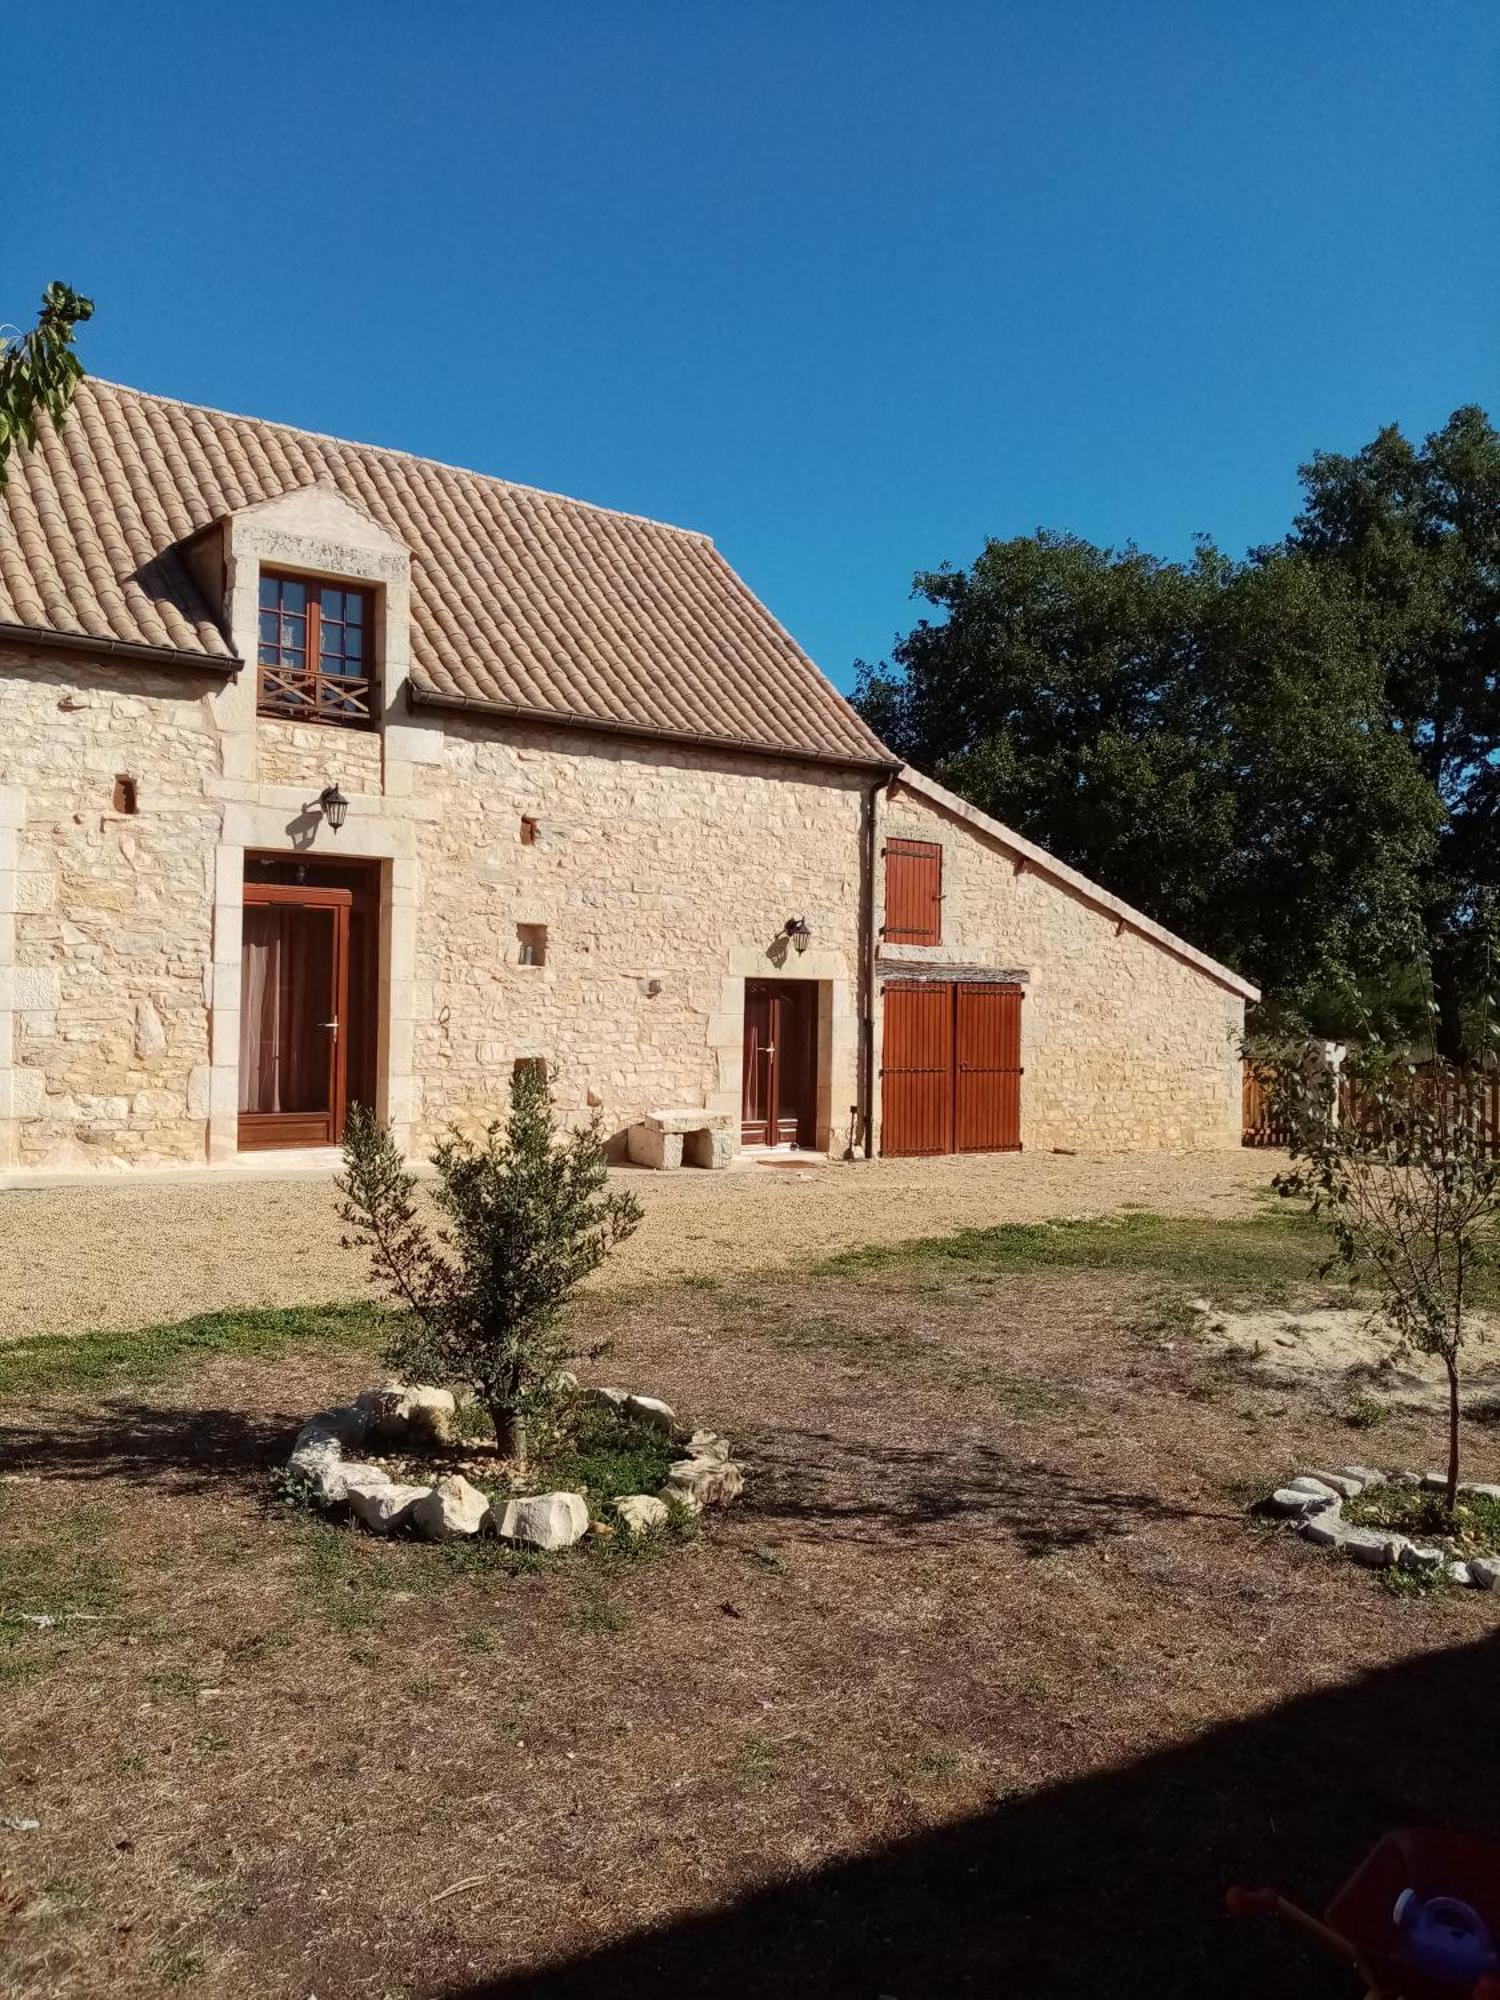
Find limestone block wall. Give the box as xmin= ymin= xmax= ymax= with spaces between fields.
xmin=409 ymin=720 xmax=868 ymax=1156
xmin=876 ymin=781 xmax=1247 ymax=1151
xmin=0 ymin=648 xmax=224 ymax=1170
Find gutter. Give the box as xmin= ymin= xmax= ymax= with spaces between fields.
xmin=0 ymin=621 xmax=240 ymax=675
xmin=409 ymin=683 xmax=899 ymax=777
xmin=859 ymin=772 xmax=885 ymax=1157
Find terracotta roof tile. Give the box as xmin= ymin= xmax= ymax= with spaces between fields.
xmin=0 ymin=380 xmax=893 ymax=768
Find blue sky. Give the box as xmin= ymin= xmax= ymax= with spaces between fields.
xmin=5 ymin=3 xmax=1496 ymax=691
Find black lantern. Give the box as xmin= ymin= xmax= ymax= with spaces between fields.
xmin=784 ymin=916 xmax=812 ymax=955
xmin=319 ymin=784 xmax=350 ymax=833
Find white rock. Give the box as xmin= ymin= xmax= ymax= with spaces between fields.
xmin=684 ymin=1429 xmax=731 ymax=1463
xmin=295 ymin=1405 xmax=368 ymax=1450
xmin=289 ymin=1438 xmax=350 ymax=1504
xmin=1268 ymin=1486 xmax=1339 ymax=1518
xmin=355 ymin=1382 xmax=455 ymax=1446
xmin=495 ymin=1491 xmax=589 ymax=1551
xmin=410 ymin=1474 xmax=491 ymax=1542
xmin=580 ymin=1386 xmax=629 ymax=1409
xmin=614 ymin=1494 xmax=670 ymax=1535
xmin=1300 ymin=1514 xmax=1351 ymax=1550
xmin=1420 ymin=1472 xmax=1450 ymax=1493
xmin=1460 ymin=1483 xmax=1500 ymax=1502
xmin=664 ymin=1457 xmax=744 ymax=1510
xmin=1340 ymin=1526 xmax=1408 ymax=1568
xmin=1448 ymin=1560 xmax=1473 ymax=1587
xmin=342 ymin=1465 xmax=429 ymax=1534
xmin=1398 ymin=1544 xmax=1444 ymax=1575
xmin=623 ymin=1394 xmax=677 ymax=1432
xmin=1306 ymin=1470 xmax=1365 ymax=1500
xmin=1467 ymin=1557 xmax=1500 ymax=1590
xmin=1288 ymin=1476 xmax=1342 ymax=1500
xmin=1342 ymin=1466 xmax=1386 ymax=1489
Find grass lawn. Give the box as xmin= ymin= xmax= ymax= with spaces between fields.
xmin=3 ymin=1207 xmax=1499 ymax=1999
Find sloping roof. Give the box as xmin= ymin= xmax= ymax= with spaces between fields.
xmin=0 ymin=379 xmax=894 ymax=769
xmin=896 ymin=767 xmax=1260 ymax=1001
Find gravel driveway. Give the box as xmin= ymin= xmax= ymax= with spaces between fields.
xmin=0 ymin=1147 xmax=1279 ymax=1343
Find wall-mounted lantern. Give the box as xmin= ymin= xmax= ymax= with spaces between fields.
xmin=784 ymin=916 xmax=812 ymax=956
xmin=319 ymin=783 xmax=350 ymax=833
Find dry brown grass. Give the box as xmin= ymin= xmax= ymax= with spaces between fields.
xmin=2 ymin=1239 xmax=1496 ymax=1999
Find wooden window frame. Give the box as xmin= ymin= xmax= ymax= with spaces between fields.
xmin=257 ymin=570 xmax=377 ymax=729
xmin=883 ymin=837 xmax=944 ymax=946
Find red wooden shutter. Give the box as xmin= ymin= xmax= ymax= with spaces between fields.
xmin=884 ymin=839 xmax=942 ymax=944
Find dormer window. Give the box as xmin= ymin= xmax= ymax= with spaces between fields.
xmin=257 ymin=572 xmax=375 ymax=727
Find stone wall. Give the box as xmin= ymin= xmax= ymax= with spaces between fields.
xmin=409 ymin=720 xmax=868 ymax=1155
xmin=0 ymin=647 xmax=224 ymax=1169
xmin=875 ymin=779 xmax=1247 ymax=1151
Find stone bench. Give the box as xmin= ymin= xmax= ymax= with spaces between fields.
xmin=626 ymin=1108 xmax=735 ymax=1171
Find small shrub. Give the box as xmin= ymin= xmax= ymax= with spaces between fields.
xmin=337 ymin=1066 xmax=642 ymax=1469
xmin=1344 ymin=1394 xmax=1391 ymax=1431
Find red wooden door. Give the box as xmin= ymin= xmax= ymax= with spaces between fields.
xmin=881 ymin=980 xmax=1023 ymax=1156
xmin=879 ymin=983 xmax=954 ymax=1156
xmin=238 ymin=883 xmax=351 ymax=1149
xmin=954 ymin=983 xmax=1023 ymax=1152
xmin=742 ymin=981 xmax=814 ymax=1146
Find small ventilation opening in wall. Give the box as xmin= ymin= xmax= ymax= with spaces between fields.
xmin=112 ymin=775 xmax=138 ymax=815
xmin=520 ymin=815 xmax=539 ymax=846
xmin=516 ymin=924 xmax=547 ymax=968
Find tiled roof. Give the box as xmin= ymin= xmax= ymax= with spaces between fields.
xmin=0 ymin=379 xmax=894 ymax=769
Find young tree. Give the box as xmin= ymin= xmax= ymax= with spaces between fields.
xmin=336 ymin=1067 xmax=643 ymax=1467
xmin=0 ymin=283 xmax=95 ymax=486
xmin=1268 ymin=1042 xmax=1500 ymax=1513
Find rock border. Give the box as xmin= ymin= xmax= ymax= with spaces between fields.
xmin=1262 ymin=1466 xmax=1500 ymax=1589
xmin=286 ymin=1380 xmax=745 ymax=1550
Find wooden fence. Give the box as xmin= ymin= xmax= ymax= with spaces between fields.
xmin=1243 ymin=1060 xmax=1500 ymax=1156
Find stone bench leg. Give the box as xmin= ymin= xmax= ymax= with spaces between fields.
xmin=627 ymin=1124 xmax=683 ymax=1170
xmin=683 ymin=1126 xmax=733 ymax=1169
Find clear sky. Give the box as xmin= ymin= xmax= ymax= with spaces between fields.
xmin=5 ymin=3 xmax=1496 ymax=691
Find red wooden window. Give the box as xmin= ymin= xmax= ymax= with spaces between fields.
xmin=884 ymin=838 xmax=943 ymax=945
xmin=257 ymin=572 xmax=375 ymax=727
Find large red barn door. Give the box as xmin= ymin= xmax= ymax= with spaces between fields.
xmin=880 ymin=980 xmax=1023 ymax=1157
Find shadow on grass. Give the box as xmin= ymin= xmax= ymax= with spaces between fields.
xmin=435 ymin=1626 xmax=1500 ymax=2000
xmin=0 ymin=1400 xmax=297 ymax=1495
xmin=730 ymin=1423 xmax=1215 ymax=1556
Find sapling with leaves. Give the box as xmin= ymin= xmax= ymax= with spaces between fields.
xmin=1264 ymin=1039 xmax=1499 ymax=1515
xmin=336 ymin=1065 xmax=642 ymax=1469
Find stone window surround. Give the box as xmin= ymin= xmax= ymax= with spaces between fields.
xmin=204 ymin=487 xmax=440 ymax=1162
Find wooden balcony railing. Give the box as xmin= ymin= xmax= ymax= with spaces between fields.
xmin=257 ymin=665 xmax=374 ymax=727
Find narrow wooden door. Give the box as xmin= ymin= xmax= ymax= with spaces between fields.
xmin=742 ymin=980 xmax=814 ymax=1146
xmin=954 ymin=983 xmax=1023 ymax=1152
xmin=238 ymin=883 xmax=351 ymax=1149
xmin=878 ymin=982 xmax=954 ymax=1155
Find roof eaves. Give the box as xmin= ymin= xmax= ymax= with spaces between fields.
xmin=0 ymin=621 xmax=239 ymax=676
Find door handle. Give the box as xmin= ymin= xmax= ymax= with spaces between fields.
xmin=763 ymin=1044 xmax=775 ymax=1055
xmin=320 ymin=1017 xmax=339 ymax=1035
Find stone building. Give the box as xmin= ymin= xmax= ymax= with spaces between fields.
xmin=0 ymin=380 xmax=1255 ymax=1177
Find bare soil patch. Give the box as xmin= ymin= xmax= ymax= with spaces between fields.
xmin=3 ymin=1232 xmax=1496 ymax=1998
xmin=1203 ymin=1302 xmax=1500 ymax=1415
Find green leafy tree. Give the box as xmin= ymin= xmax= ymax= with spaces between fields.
xmin=1265 ymin=1039 xmax=1500 ymax=1513
xmin=856 ymin=531 xmax=1438 ymax=1021
xmin=336 ymin=1067 xmax=642 ymax=1467
xmin=1288 ymin=407 xmax=1500 ymax=1056
xmin=0 ymin=283 xmax=95 ymax=486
